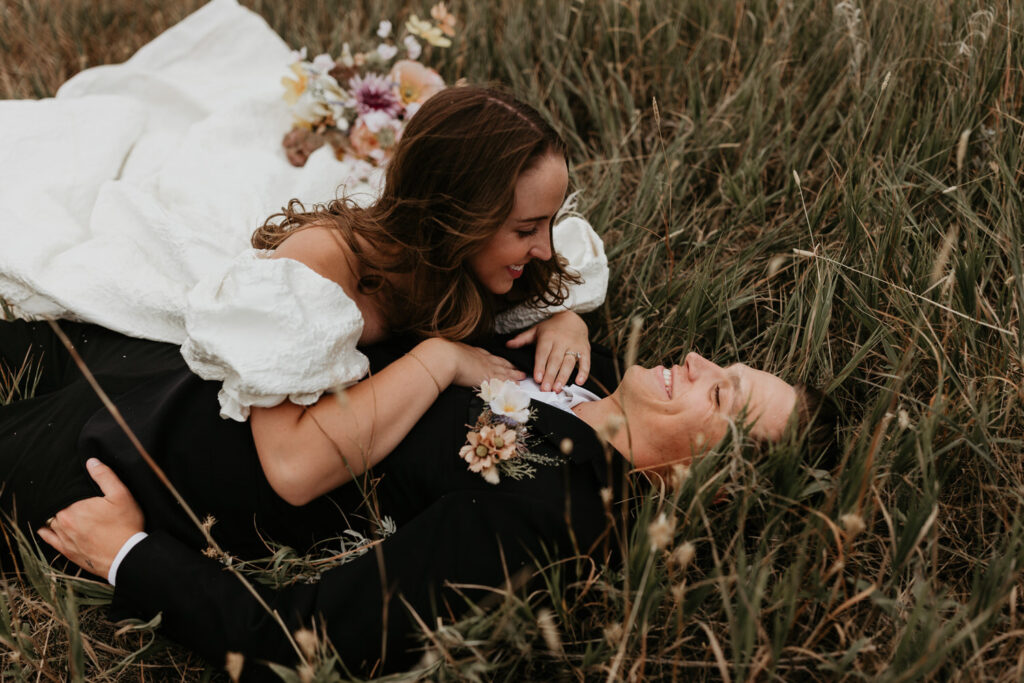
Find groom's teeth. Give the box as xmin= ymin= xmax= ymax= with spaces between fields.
xmin=663 ymin=368 xmax=672 ymax=395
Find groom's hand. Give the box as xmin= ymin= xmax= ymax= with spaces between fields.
xmin=38 ymin=458 xmax=145 ymax=580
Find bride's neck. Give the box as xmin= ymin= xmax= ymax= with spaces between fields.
xmin=350 ymin=232 xmax=413 ymax=296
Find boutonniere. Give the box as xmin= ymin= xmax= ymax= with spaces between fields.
xmin=460 ymin=379 xmax=563 ymax=484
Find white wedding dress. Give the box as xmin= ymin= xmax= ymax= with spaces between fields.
xmin=0 ymin=0 xmax=608 ymax=421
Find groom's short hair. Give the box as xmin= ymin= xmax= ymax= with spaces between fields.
xmin=792 ymin=384 xmax=840 ymax=469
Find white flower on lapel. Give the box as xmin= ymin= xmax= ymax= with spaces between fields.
xmin=478 ymin=379 xmax=530 ymax=425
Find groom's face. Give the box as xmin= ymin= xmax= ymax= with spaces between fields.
xmin=612 ymin=352 xmax=797 ymax=471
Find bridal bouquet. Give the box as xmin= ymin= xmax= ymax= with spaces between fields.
xmin=281 ymin=3 xmax=456 ymax=167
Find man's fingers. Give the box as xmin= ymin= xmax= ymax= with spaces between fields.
xmin=84 ymin=458 xmax=129 ymax=500
xmin=37 ymin=526 xmax=60 ymax=551
xmin=37 ymin=525 xmax=72 ymax=559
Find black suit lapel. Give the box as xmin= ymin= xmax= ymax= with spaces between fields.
xmin=528 ymin=401 xmax=605 ymax=467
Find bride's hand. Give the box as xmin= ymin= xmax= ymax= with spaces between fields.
xmin=506 ymin=310 xmax=590 ymax=393
xmin=37 ymin=459 xmax=145 ymax=580
xmin=433 ymin=339 xmax=526 ymax=388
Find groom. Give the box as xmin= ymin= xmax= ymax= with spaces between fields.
xmin=41 ymin=339 xmax=812 ymax=679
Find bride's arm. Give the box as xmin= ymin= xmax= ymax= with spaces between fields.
xmin=251 ymin=337 xmax=520 ymax=506
xmin=252 ymin=226 xmax=524 ymax=506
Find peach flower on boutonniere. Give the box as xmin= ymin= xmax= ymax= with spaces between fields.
xmin=460 ymin=423 xmax=518 ymax=484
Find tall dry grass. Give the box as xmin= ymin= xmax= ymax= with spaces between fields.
xmin=2 ymin=0 xmax=1023 ymax=680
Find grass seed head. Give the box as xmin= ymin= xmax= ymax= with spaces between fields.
xmin=536 ymin=609 xmax=562 ymax=654
xmin=225 ymin=651 xmax=244 ymax=682
xmin=670 ymin=541 xmax=696 ymax=570
xmin=648 ymin=512 xmax=677 ymax=552
xmin=604 ymin=622 xmax=624 ymax=645
xmin=295 ymin=627 xmax=318 ymax=661
xmin=840 ymin=513 xmax=867 ymax=538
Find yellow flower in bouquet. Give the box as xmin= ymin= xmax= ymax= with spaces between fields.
xmin=281 ymin=63 xmax=308 ymax=105
xmin=406 ymin=15 xmax=451 ymax=48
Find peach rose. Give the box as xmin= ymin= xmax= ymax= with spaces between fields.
xmin=388 ymin=59 xmax=445 ymax=106
xmin=349 ymin=114 xmax=401 ymax=163
xmin=349 ymin=119 xmax=383 ymax=161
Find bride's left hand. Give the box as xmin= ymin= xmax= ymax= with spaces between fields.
xmin=506 ymin=310 xmax=590 ymax=393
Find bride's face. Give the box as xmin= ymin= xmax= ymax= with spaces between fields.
xmin=468 ymin=153 xmax=568 ymax=295
xmin=611 ymin=352 xmax=797 ymax=471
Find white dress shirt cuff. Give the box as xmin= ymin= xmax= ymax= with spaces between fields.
xmin=108 ymin=532 xmax=149 ymax=586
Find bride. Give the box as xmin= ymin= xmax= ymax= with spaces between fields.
xmin=0 ymin=84 xmax=612 ymax=534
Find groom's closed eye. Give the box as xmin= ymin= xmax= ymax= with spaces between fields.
xmin=724 ymin=372 xmax=743 ymax=415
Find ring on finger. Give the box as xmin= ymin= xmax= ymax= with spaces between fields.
xmin=564 ymin=350 xmax=582 ymax=360
xmin=45 ymin=516 xmax=56 ymax=529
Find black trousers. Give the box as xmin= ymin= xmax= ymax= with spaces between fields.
xmin=0 ymin=320 xmax=183 ymax=550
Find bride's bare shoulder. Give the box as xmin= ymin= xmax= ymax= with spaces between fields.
xmin=269 ymin=225 xmax=356 ymax=289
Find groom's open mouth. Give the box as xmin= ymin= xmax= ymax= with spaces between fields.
xmin=651 ymin=365 xmax=672 ymax=398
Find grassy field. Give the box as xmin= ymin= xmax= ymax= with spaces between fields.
xmin=2 ymin=0 xmax=1023 ymax=680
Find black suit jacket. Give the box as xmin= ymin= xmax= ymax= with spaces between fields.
xmin=108 ymin=339 xmax=627 ymax=679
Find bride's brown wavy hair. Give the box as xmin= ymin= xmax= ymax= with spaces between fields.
xmin=252 ymin=85 xmax=582 ymax=340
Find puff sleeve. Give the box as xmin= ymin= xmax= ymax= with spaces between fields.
xmin=180 ymin=250 xmax=369 ymax=421
xmin=494 ymin=215 xmax=608 ymax=334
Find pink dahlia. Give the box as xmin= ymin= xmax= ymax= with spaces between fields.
xmin=348 ymin=74 xmax=402 ymax=117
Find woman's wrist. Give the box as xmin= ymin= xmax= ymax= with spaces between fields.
xmin=409 ymin=338 xmax=456 ymax=391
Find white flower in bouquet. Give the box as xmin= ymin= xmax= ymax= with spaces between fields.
xmin=404 ymin=35 xmax=422 ymax=59
xmin=339 ymin=43 xmax=355 ymax=68
xmin=376 ymin=43 xmax=399 ymax=61
xmin=311 ymin=53 xmax=335 ymax=74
